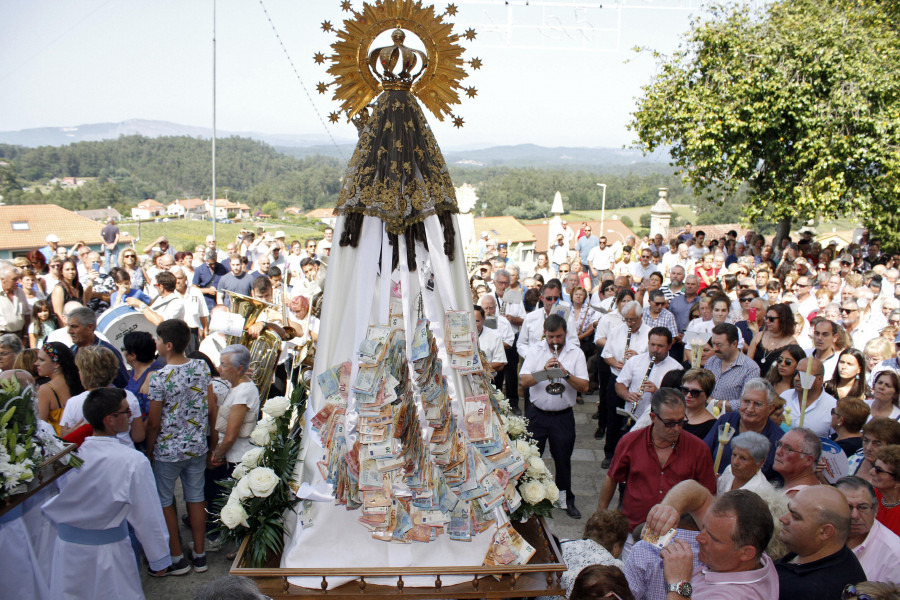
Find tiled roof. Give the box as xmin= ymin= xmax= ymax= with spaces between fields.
xmin=170 ymin=198 xmax=206 ymax=209
xmin=473 ymin=216 xmax=537 ymax=245
xmin=525 ymin=219 xmax=638 ymax=253
xmin=305 ymin=207 xmax=336 ymax=219
xmin=137 ymin=199 xmax=164 ymax=209
xmin=0 ymin=204 xmax=131 ymax=251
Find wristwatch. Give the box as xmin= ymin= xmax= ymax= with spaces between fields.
xmin=563 ymin=371 xmax=571 ymax=380
xmin=666 ymin=581 xmax=692 ymax=597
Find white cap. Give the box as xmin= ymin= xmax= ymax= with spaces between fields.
xmin=46 ymin=234 xmax=59 ymax=243
xmin=275 ymin=230 xmax=286 ymax=238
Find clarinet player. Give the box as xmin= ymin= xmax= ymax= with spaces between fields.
xmin=615 ymin=327 xmax=682 ymax=427
xmin=520 ymin=314 xmax=589 ymax=519
xmin=600 ymin=301 xmax=650 ymax=468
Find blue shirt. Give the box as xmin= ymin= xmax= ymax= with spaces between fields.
xmin=217 ymin=272 xmax=254 ymax=308
xmin=192 ymin=261 xmax=230 ymax=309
xmin=668 ymin=293 xmax=699 ymax=333
xmin=574 ymin=235 xmax=599 ymax=264
xmin=702 ymin=411 xmax=784 ymax=481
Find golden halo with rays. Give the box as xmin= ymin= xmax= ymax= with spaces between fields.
xmin=318 ymin=0 xmax=476 ymax=124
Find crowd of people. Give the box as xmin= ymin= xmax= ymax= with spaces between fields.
xmin=3 ymin=217 xmax=900 ymax=599
xmin=470 ymin=222 xmax=900 ymax=598
xmin=0 ymin=223 xmax=333 ymax=598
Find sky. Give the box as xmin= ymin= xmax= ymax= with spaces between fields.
xmin=0 ymin=0 xmax=719 ymax=150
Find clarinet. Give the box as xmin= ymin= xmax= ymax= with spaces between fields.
xmin=623 ymin=355 xmax=655 ymax=431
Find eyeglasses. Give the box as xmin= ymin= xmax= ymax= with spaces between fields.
xmin=872 ymin=465 xmax=897 ymax=478
xmin=843 ymin=583 xmax=876 ymax=600
xmin=558 ymin=269 xmax=570 ymax=274
xmin=111 ymin=407 xmax=132 ymax=417
xmin=679 ymin=386 xmax=704 ymax=397
xmin=740 ymin=398 xmax=767 ymax=410
xmin=774 ymin=357 xmax=794 ymax=367
xmin=841 ymin=307 xmax=858 ymax=314
xmin=49 ymin=264 xmax=60 ymax=269
xmin=652 ymin=301 xmax=666 ymax=306
xmin=740 ymin=297 xmax=753 ymax=303
xmin=765 ymin=315 xmax=779 ymax=322
xmin=775 ymin=440 xmax=810 ymax=456
xmin=653 ymin=412 xmax=689 ymax=428
xmin=543 ymin=296 xmax=560 ymax=302
xmin=847 ymin=503 xmax=874 ymax=514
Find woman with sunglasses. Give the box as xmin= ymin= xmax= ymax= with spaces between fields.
xmin=49 ymin=257 xmax=83 ymax=325
xmin=765 ymin=344 xmax=806 ymax=397
xmin=841 ymin=582 xmax=900 ymax=600
xmin=867 ymin=369 xmax=900 ymax=421
xmin=679 ymin=368 xmax=717 ymax=439
xmin=849 ymin=417 xmax=900 ymax=479
xmin=825 ymin=348 xmax=870 ymax=401
xmin=119 ymin=248 xmax=148 ymax=293
xmin=747 ymin=302 xmax=797 ymax=377
xmin=869 ymin=444 xmax=900 ymax=536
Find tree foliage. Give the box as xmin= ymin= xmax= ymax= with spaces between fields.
xmin=630 ymin=0 xmax=900 ymax=246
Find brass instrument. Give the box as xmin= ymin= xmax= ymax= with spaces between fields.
xmin=226 ymin=291 xmax=288 ymax=400
xmin=545 ymin=343 xmax=566 ymax=396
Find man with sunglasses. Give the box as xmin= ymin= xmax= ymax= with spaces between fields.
xmin=520 ymin=314 xmax=589 ymax=519
xmin=598 ymin=388 xmax=716 ymax=538
xmin=632 ymin=249 xmax=660 ymax=286
xmin=781 ymin=357 xmax=837 ymax=437
xmin=642 ymin=290 xmax=678 ymax=339
xmin=794 ymin=275 xmax=817 ymax=319
xmin=516 ymin=280 xmax=577 ymax=362
xmin=834 ymin=475 xmax=900 ymax=582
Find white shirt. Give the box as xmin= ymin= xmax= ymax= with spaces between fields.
xmin=631 ymin=262 xmax=660 ymax=282
xmin=149 ymin=292 xmax=185 ymax=321
xmin=59 ymin=389 xmax=142 ymax=448
xmin=516 ymin=306 xmax=577 ymax=360
xmin=494 ymin=293 xmax=526 ymax=334
xmin=851 ymin=519 xmax=900 ymax=583
xmin=549 ymin=243 xmax=569 ymax=266
xmin=520 ymin=339 xmax=588 ymax=411
xmin=780 ymin=389 xmax=838 ymax=438
xmin=0 ymin=287 xmax=28 ymax=332
xmin=478 ymin=326 xmax=507 ymax=369
xmin=716 ymin=466 xmax=777 ymax=497
xmin=485 ymin=313 xmax=514 ymax=347
xmin=198 ymin=333 xmax=227 ymax=368
xmin=593 ymin=311 xmax=624 ymax=346
xmin=180 ymin=287 xmax=209 ymax=329
xmin=601 ymin=322 xmax=651 ymax=376
xmin=587 ymin=246 xmax=617 ymax=272
xmin=217 ymin=381 xmax=261 ymax=463
xmin=615 ymin=352 xmax=683 ymax=419
xmin=806 ymin=347 xmax=840 ymax=381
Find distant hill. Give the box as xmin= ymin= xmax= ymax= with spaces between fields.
xmin=0 ymin=119 xmax=670 ymax=170
xmin=0 ymin=119 xmax=349 ymax=149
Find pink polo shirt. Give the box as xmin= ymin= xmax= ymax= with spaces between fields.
xmin=690 ymin=553 xmax=779 ymax=599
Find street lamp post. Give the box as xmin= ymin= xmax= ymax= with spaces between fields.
xmin=596 ymin=183 xmax=607 ymax=235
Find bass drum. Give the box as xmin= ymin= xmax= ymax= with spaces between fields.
xmin=96 ymin=305 xmax=156 ymax=355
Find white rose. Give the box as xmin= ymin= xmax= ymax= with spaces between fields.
xmin=258 ymin=415 xmax=278 ymax=434
xmin=527 ymin=456 xmax=548 ymax=478
xmin=520 ymin=480 xmax=545 ymax=505
xmin=543 ymin=480 xmax=560 ymax=504
xmin=262 ymin=395 xmax=290 ymax=418
xmin=250 ymin=426 xmax=270 ymax=447
xmin=514 ymin=440 xmax=531 ymax=458
xmin=235 ymin=475 xmax=253 ymax=500
xmin=232 ymin=464 xmax=249 ymax=480
xmin=220 ymin=500 xmax=250 ymax=529
xmin=246 ymin=466 xmax=280 ymax=498
xmin=504 ymin=415 xmax=526 ymax=436
xmin=240 ymin=447 xmax=265 ymax=468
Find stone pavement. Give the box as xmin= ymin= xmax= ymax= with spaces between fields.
xmin=143 ymin=390 xmax=612 ymax=599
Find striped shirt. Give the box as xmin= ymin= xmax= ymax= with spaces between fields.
xmin=642 ymin=307 xmax=679 ymax=338
xmin=706 ymin=351 xmax=761 ymax=409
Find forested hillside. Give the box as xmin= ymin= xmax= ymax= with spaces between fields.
xmin=0 ymin=135 xmax=746 ymax=225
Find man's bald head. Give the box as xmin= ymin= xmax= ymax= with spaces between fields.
xmin=800 ymin=485 xmax=852 ymax=542
xmin=796 ymin=357 xmax=825 ymax=378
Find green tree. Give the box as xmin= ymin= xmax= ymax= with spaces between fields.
xmin=630 ymin=0 xmax=900 ymax=247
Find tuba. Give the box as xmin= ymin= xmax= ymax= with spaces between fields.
xmin=226 ymin=291 xmax=287 ymax=400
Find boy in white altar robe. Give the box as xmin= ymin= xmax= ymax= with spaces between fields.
xmin=42 ymin=387 xmax=171 ymax=600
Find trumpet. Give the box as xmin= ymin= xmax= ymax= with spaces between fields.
xmin=545 ymin=343 xmax=566 ymax=396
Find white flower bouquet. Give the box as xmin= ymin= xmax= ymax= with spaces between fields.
xmin=213 ymin=384 xmax=308 ymax=568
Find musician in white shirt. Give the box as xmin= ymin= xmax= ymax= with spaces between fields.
xmin=126 ymin=271 xmax=184 ymax=326
xmin=615 ymin=327 xmax=683 ymax=422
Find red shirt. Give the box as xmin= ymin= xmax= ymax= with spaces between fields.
xmin=875 ymin=488 xmax=900 ymax=537
xmin=608 ymin=426 xmax=717 ymax=531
